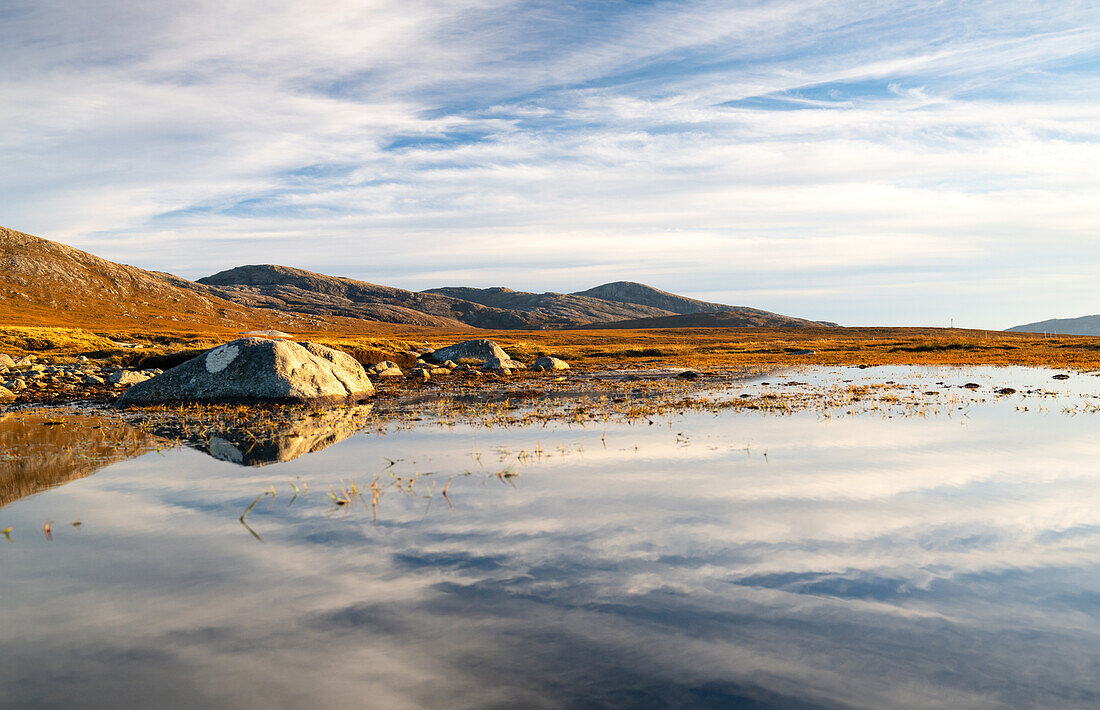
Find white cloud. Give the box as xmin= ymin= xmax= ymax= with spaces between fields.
xmin=0 ymin=0 xmax=1097 ymax=326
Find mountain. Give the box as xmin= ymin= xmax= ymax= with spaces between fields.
xmin=1006 ymin=315 xmax=1100 ymax=336
xmin=422 ymin=286 xmax=676 ymax=326
xmin=578 ymin=310 xmax=834 ymax=330
xmin=571 ymin=281 xmax=734 ymax=315
xmin=0 ymin=226 xmax=836 ymax=332
xmin=198 ymin=265 xmax=541 ymax=329
xmin=0 ymin=226 xmax=269 ymax=330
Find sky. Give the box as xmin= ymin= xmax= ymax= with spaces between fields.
xmin=1 ymin=0 xmax=1097 ymax=328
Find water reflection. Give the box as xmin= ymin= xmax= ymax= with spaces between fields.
xmin=136 ymin=403 xmax=375 ymax=466
xmin=0 ymin=411 xmax=159 ymax=507
xmin=1 ymin=367 xmax=1099 ymax=709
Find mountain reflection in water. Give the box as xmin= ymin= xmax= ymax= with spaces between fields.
xmin=0 ymin=411 xmax=160 ymax=507
xmin=0 ymin=367 xmax=1099 ymax=710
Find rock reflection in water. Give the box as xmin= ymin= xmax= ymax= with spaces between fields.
xmin=0 ymin=411 xmax=160 ymax=507
xmin=135 ymin=404 xmax=374 ymax=466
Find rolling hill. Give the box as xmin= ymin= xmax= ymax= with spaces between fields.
xmin=422 ymin=286 xmax=676 ymax=326
xmin=0 ymin=226 xmax=269 ymax=330
xmin=571 ymin=281 xmax=735 ymax=315
xmin=0 ymin=225 xmax=837 ymax=332
xmin=198 ymin=265 xmax=539 ymax=329
xmin=1006 ymin=315 xmax=1100 ymax=337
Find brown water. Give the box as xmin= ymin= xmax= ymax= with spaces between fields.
xmin=1 ymin=366 xmax=1098 ymax=709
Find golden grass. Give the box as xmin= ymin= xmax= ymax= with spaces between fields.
xmin=3 ymin=324 xmax=1099 ymax=370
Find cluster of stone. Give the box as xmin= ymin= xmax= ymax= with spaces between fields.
xmin=0 ymin=352 xmax=161 ymax=402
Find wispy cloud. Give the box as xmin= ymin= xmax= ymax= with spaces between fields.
xmin=1 ymin=0 xmax=1097 ymax=326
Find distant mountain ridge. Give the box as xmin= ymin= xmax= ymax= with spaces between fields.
xmin=1007 ymin=315 xmax=1100 ymax=336
xmin=571 ymin=281 xmax=735 ymax=315
xmin=198 ymin=265 xmax=535 ymax=329
xmin=422 ymin=286 xmax=676 ymax=326
xmin=0 ymin=225 xmax=838 ymax=331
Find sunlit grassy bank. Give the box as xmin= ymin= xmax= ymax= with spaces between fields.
xmin=2 ymin=324 xmax=1098 ymax=371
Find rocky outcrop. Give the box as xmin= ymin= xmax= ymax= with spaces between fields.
xmin=116 ymin=338 xmax=375 ymax=406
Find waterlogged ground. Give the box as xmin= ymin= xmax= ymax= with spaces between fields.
xmin=1 ymin=366 xmax=1099 ymax=710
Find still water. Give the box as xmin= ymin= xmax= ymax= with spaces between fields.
xmin=1 ymin=367 xmax=1099 ymax=709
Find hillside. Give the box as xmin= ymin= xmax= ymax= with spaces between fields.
xmin=1007 ymin=315 xmax=1100 ymax=336
xmin=0 ymin=226 xmax=836 ymax=333
xmin=0 ymin=226 xmax=278 ymax=331
xmin=423 ymin=286 xmax=676 ymax=326
xmin=198 ymin=265 xmax=539 ymax=329
xmin=571 ymin=281 xmax=735 ymax=315
xmin=578 ymin=310 xmax=835 ymax=330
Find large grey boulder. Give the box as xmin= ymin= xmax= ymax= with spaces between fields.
xmin=428 ymin=339 xmax=509 ymax=364
xmin=116 ymin=338 xmax=374 ymax=406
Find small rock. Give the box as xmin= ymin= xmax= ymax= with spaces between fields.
xmin=109 ymin=370 xmax=155 ymax=386
xmin=532 ymin=356 xmax=569 ymax=371
xmin=678 ymin=370 xmax=701 ymax=380
xmin=787 ymin=349 xmax=815 ymax=356
xmin=371 ymin=361 xmax=399 ymax=373
xmin=375 ymin=367 xmax=403 ymax=378
xmin=14 ymin=355 xmax=35 ymax=366
xmin=995 ymin=387 xmax=1016 ymax=395
xmin=962 ymin=382 xmax=981 ymax=389
xmin=429 ymin=367 xmax=450 ymax=376
xmin=1052 ymin=374 xmax=1070 ymax=380
xmin=408 ymin=368 xmax=430 ymax=383
xmin=0 ymin=354 xmax=14 ymax=368
xmin=0 ymin=385 xmax=14 ymax=402
xmin=483 ymin=357 xmax=521 ymax=371
xmin=442 ymin=360 xmax=457 ymax=369
xmin=84 ymin=375 xmax=106 ymax=386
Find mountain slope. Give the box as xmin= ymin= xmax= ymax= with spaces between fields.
xmin=199 ymin=265 xmax=542 ymax=329
xmin=577 ymin=310 xmax=834 ymax=330
xmin=0 ymin=226 xmax=839 ymax=333
xmin=422 ymin=286 xmax=676 ymax=326
xmin=1007 ymin=315 xmax=1100 ymax=336
xmin=571 ymin=281 xmax=735 ymax=315
xmin=0 ymin=226 xmax=269 ymax=330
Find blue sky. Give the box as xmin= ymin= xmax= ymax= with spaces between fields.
xmin=1 ymin=0 xmax=1097 ymax=327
